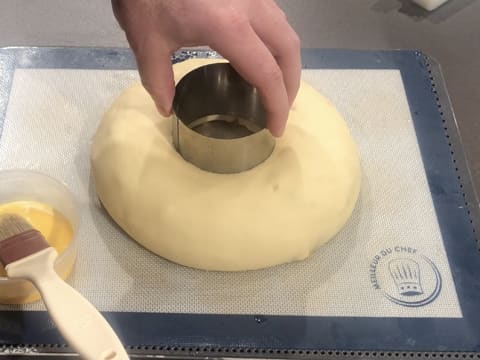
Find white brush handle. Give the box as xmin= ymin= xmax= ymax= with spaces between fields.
xmin=6 ymin=248 xmax=129 ymax=360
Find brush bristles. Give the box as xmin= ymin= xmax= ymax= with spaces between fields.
xmin=0 ymin=214 xmax=34 ymax=242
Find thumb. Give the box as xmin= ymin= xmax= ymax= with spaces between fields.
xmin=135 ymin=40 xmax=175 ymax=116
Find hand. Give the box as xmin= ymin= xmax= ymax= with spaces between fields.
xmin=112 ymin=0 xmax=301 ymax=137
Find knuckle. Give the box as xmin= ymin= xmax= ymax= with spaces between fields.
xmin=278 ymin=8 xmax=287 ymax=19
xmin=261 ymin=65 xmax=283 ymax=84
xmin=288 ymin=32 xmax=301 ymax=51
xmin=265 ymin=0 xmax=286 ymax=18
xmin=220 ymin=10 xmax=249 ymax=31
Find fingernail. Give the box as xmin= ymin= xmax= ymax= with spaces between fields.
xmin=156 ymin=102 xmax=171 ymax=117
xmin=269 ymin=122 xmax=286 ymax=138
xmin=269 ymin=128 xmax=283 ymax=138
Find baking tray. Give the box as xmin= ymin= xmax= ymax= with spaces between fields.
xmin=0 ymin=47 xmax=479 ymax=359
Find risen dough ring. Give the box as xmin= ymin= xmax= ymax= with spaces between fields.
xmin=91 ymin=59 xmax=361 ymax=271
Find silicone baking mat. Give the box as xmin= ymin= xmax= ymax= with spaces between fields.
xmin=0 ymin=48 xmax=479 ymax=358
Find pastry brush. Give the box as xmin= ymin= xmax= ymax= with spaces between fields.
xmin=0 ymin=214 xmax=129 ymax=360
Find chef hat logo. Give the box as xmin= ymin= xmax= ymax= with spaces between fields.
xmin=388 ymin=258 xmax=423 ymax=296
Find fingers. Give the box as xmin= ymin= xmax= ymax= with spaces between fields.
xmin=134 ymin=38 xmax=176 ymax=117
xmin=112 ymin=0 xmax=176 ymax=117
xmin=114 ymin=0 xmax=300 ymax=134
xmin=209 ymin=19 xmax=290 ymax=137
xmin=251 ymin=2 xmax=302 ymax=107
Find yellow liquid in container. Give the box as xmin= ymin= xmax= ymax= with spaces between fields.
xmin=0 ymin=201 xmax=76 ymax=304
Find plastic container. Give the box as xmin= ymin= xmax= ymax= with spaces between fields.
xmin=0 ymin=170 xmax=79 ymax=304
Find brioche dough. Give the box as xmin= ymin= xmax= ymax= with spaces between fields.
xmin=91 ymin=59 xmax=361 ymax=271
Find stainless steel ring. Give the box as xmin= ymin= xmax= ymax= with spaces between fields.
xmin=172 ymin=63 xmax=275 ymax=174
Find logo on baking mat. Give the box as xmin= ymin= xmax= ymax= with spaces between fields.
xmin=369 ymin=246 xmax=442 ymax=307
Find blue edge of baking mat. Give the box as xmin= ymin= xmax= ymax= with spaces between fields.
xmin=0 ymin=47 xmax=479 ymax=354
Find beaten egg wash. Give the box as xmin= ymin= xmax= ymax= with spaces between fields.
xmin=0 ymin=201 xmax=75 ymax=303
